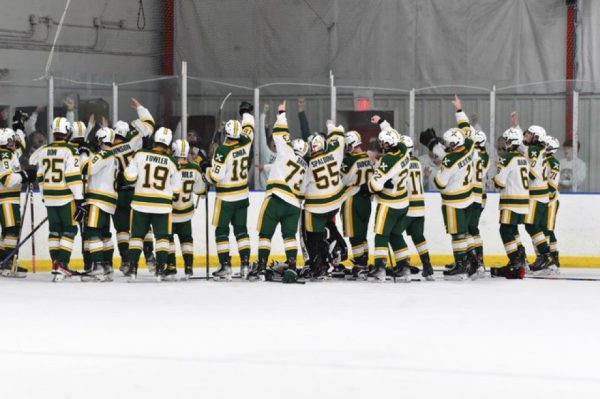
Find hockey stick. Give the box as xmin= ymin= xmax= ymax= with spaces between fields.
xmin=387 ymin=247 xmax=396 ymax=283
xmin=1 ymin=216 xmax=48 ymax=266
xmin=525 ymin=275 xmax=600 ymax=282
xmin=30 ymin=185 xmax=36 ymax=273
xmin=209 ymin=92 xmax=232 ymax=159
xmin=8 ymin=184 xmax=31 ymax=273
xmin=205 ymin=193 xmax=210 ymax=280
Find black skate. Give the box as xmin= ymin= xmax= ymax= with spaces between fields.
xmin=184 ymin=265 xmax=193 ymax=279
xmin=331 ymin=264 xmax=350 ymax=279
xmin=119 ymin=260 xmax=131 ymax=276
xmin=125 ymin=262 xmax=138 ymax=282
xmin=367 ymin=263 xmax=386 ymax=282
xmin=550 ymin=251 xmax=560 ymax=271
xmin=529 ymin=253 xmax=557 ymax=276
xmin=155 ymin=263 xmax=166 ymax=282
xmin=81 ymin=262 xmax=108 ymax=282
xmin=392 ymin=264 xmax=411 ymax=283
xmin=421 ymin=258 xmax=434 ymax=281
xmin=466 ymin=253 xmax=482 ymax=280
xmin=247 ymin=260 xmax=266 ymax=281
xmin=491 ymin=258 xmax=524 ymax=279
xmin=103 ymin=262 xmax=114 ymax=282
xmin=443 ymin=259 xmax=468 ymax=281
xmin=161 ymin=264 xmax=177 ymax=281
xmin=213 ymin=262 xmax=232 ymax=281
xmin=0 ymin=263 xmax=28 ymax=278
xmin=146 ymin=252 xmax=157 ymax=274
xmin=518 ymin=246 xmax=530 ymax=273
xmin=240 ymin=257 xmax=250 ymax=279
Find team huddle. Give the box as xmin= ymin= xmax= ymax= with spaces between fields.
xmin=0 ymin=95 xmax=561 ymax=282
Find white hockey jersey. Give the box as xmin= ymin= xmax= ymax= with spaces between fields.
xmin=341 ymin=151 xmax=373 ymax=198
xmin=369 ymin=146 xmax=411 ymax=210
xmin=206 ymin=113 xmax=255 ymax=202
xmin=472 ymin=148 xmax=490 ymax=205
xmin=0 ymin=148 xmax=24 ymax=205
xmin=304 ymin=123 xmax=347 ymax=214
xmin=406 ymin=157 xmax=425 ymax=217
xmin=35 ymin=140 xmax=84 ymax=206
xmin=264 ymin=112 xmax=308 ymax=208
xmin=523 ymin=144 xmax=549 ymax=203
xmin=172 ymin=161 xmax=207 ymax=223
xmin=493 ymin=151 xmax=530 ymax=214
xmin=83 ymin=149 xmax=118 ymax=215
xmin=434 ymin=140 xmax=475 ymax=209
xmin=124 ymin=149 xmax=181 ymax=214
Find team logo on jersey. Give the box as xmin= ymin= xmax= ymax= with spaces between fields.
xmin=379 ymin=162 xmax=388 ymax=171
xmin=215 ymin=153 xmax=224 ymax=163
xmin=443 ymin=158 xmax=451 ymax=167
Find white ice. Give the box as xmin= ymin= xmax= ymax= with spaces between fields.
xmin=1 ymin=269 xmax=600 ymax=399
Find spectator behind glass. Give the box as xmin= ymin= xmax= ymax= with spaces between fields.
xmin=559 ymin=139 xmax=587 ymax=192
xmin=0 ymin=107 xmax=9 ymax=128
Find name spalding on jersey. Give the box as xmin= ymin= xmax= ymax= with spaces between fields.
xmin=112 ymin=143 xmax=132 ymax=155
xmin=310 ymin=153 xmax=335 ymax=167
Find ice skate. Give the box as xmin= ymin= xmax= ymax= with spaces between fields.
xmin=247 ymin=259 xmax=265 ymax=281
xmin=1 ymin=263 xmax=28 ymax=278
xmin=125 ymin=262 xmax=138 ymax=282
xmin=183 ymin=265 xmax=193 ymax=280
xmin=119 ymin=260 xmax=130 ymax=276
xmin=103 ymin=263 xmax=114 ymax=282
xmin=443 ymin=260 xmax=468 ymax=281
xmin=240 ymin=257 xmax=250 ymax=279
xmin=146 ymin=252 xmax=157 ymax=274
xmin=367 ymin=263 xmax=386 ymax=282
xmin=155 ymin=263 xmax=165 ymax=282
xmin=52 ymin=261 xmax=79 ymax=282
xmin=81 ymin=262 xmax=107 ymax=282
xmin=530 ymin=253 xmax=557 ymax=276
xmin=518 ymin=246 xmax=531 ymax=274
xmin=162 ymin=264 xmax=177 ymax=281
xmin=467 ymin=253 xmax=481 ymax=281
xmin=392 ymin=265 xmax=411 ymax=283
xmin=212 ymin=262 xmax=232 ymax=281
xmin=421 ymin=259 xmax=434 ymax=281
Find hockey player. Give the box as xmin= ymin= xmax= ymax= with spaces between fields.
xmin=81 ymin=127 xmax=118 ymax=281
xmin=543 ymin=136 xmax=561 ymax=268
xmin=123 ymin=127 xmax=181 ymax=280
xmin=303 ymin=119 xmax=347 ymax=278
xmin=250 ymin=101 xmax=308 ymax=280
xmin=367 ymin=116 xmax=411 ymax=281
xmin=34 ymin=117 xmax=86 ymax=278
xmin=169 ymin=139 xmax=207 ymax=279
xmin=420 ymin=126 xmax=475 ymax=280
xmin=205 ymin=101 xmax=254 ymax=280
xmin=490 ymin=128 xmax=530 ymax=278
xmin=521 ymin=125 xmax=556 ymax=274
xmin=398 ymin=135 xmax=434 ymax=280
xmin=340 ymin=130 xmax=373 ymax=269
xmin=111 ymin=98 xmax=155 ymax=274
xmin=0 ymin=128 xmax=33 ymax=276
xmin=467 ymin=130 xmax=489 ymax=274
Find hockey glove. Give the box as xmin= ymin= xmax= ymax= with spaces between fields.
xmin=419 ymin=128 xmax=440 ymax=151
xmin=12 ymin=110 xmax=29 ymax=132
xmin=239 ymin=101 xmax=254 ymax=117
xmin=25 ymin=169 xmax=38 ymax=183
xmin=74 ymin=199 xmax=88 ymax=223
xmin=383 ymin=179 xmax=394 ymax=189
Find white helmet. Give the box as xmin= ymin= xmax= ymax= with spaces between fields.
xmin=292 ymin=138 xmax=308 ymax=157
xmin=526 ymin=125 xmax=546 ymax=143
xmin=544 ymin=136 xmax=559 ymax=155
xmin=0 ymin=128 xmax=15 ymax=146
xmin=224 ymin=119 xmax=242 ymax=140
xmin=308 ymin=133 xmax=326 ymax=155
xmin=502 ymin=127 xmax=523 ymax=148
xmin=96 ymin=127 xmax=116 ymax=146
xmin=171 ymin=139 xmax=190 ymax=158
xmin=378 ymin=129 xmax=400 ymax=151
xmin=14 ymin=129 xmax=26 ymax=150
xmin=114 ymin=120 xmax=130 ymax=138
xmin=472 ymin=130 xmax=487 ymax=147
xmin=153 ymin=127 xmax=173 ymax=147
xmin=399 ymin=135 xmax=414 ymax=151
xmin=52 ymin=117 xmax=71 ymax=135
xmin=442 ymin=128 xmax=465 ymax=150
xmin=344 ymin=130 xmax=362 ymax=153
xmin=70 ymin=121 xmax=87 ymax=141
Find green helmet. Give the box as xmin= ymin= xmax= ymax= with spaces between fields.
xmin=282 ymin=269 xmax=298 ymax=284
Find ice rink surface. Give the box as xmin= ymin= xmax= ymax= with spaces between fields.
xmin=1 ymin=269 xmax=600 ymax=399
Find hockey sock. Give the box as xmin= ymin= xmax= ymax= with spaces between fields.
xmin=500 ymin=224 xmax=518 ymax=258
xmin=143 ymin=232 xmax=154 ymax=259
xmin=49 ymin=232 xmax=60 ymax=262
xmin=451 ymin=233 xmax=468 ymax=263
xmin=127 ymin=237 xmax=143 ymax=264
xmin=168 ymin=236 xmax=176 ymax=265
xmin=116 ymin=231 xmax=129 ymax=258
xmin=215 ymin=227 xmax=230 ymax=265
xmin=103 ymin=237 xmax=114 ymax=264
xmin=390 ymin=234 xmax=409 ymax=265
xmin=258 ymin=235 xmax=271 ymax=263
xmin=59 ymin=229 xmax=77 ymax=264
xmin=181 ymin=238 xmax=193 ymax=267
xmin=349 ymin=237 xmax=366 ymax=259
xmin=374 ymin=234 xmax=389 ymax=267
xmin=235 ymin=233 xmax=251 ymax=261
xmin=549 ymin=231 xmax=558 ymax=253
xmin=283 ymin=235 xmax=298 ymax=262
xmin=155 ymin=237 xmax=169 ymax=265
xmin=2 ymin=229 xmax=18 ymax=262
xmin=526 ymin=223 xmax=550 ymax=254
